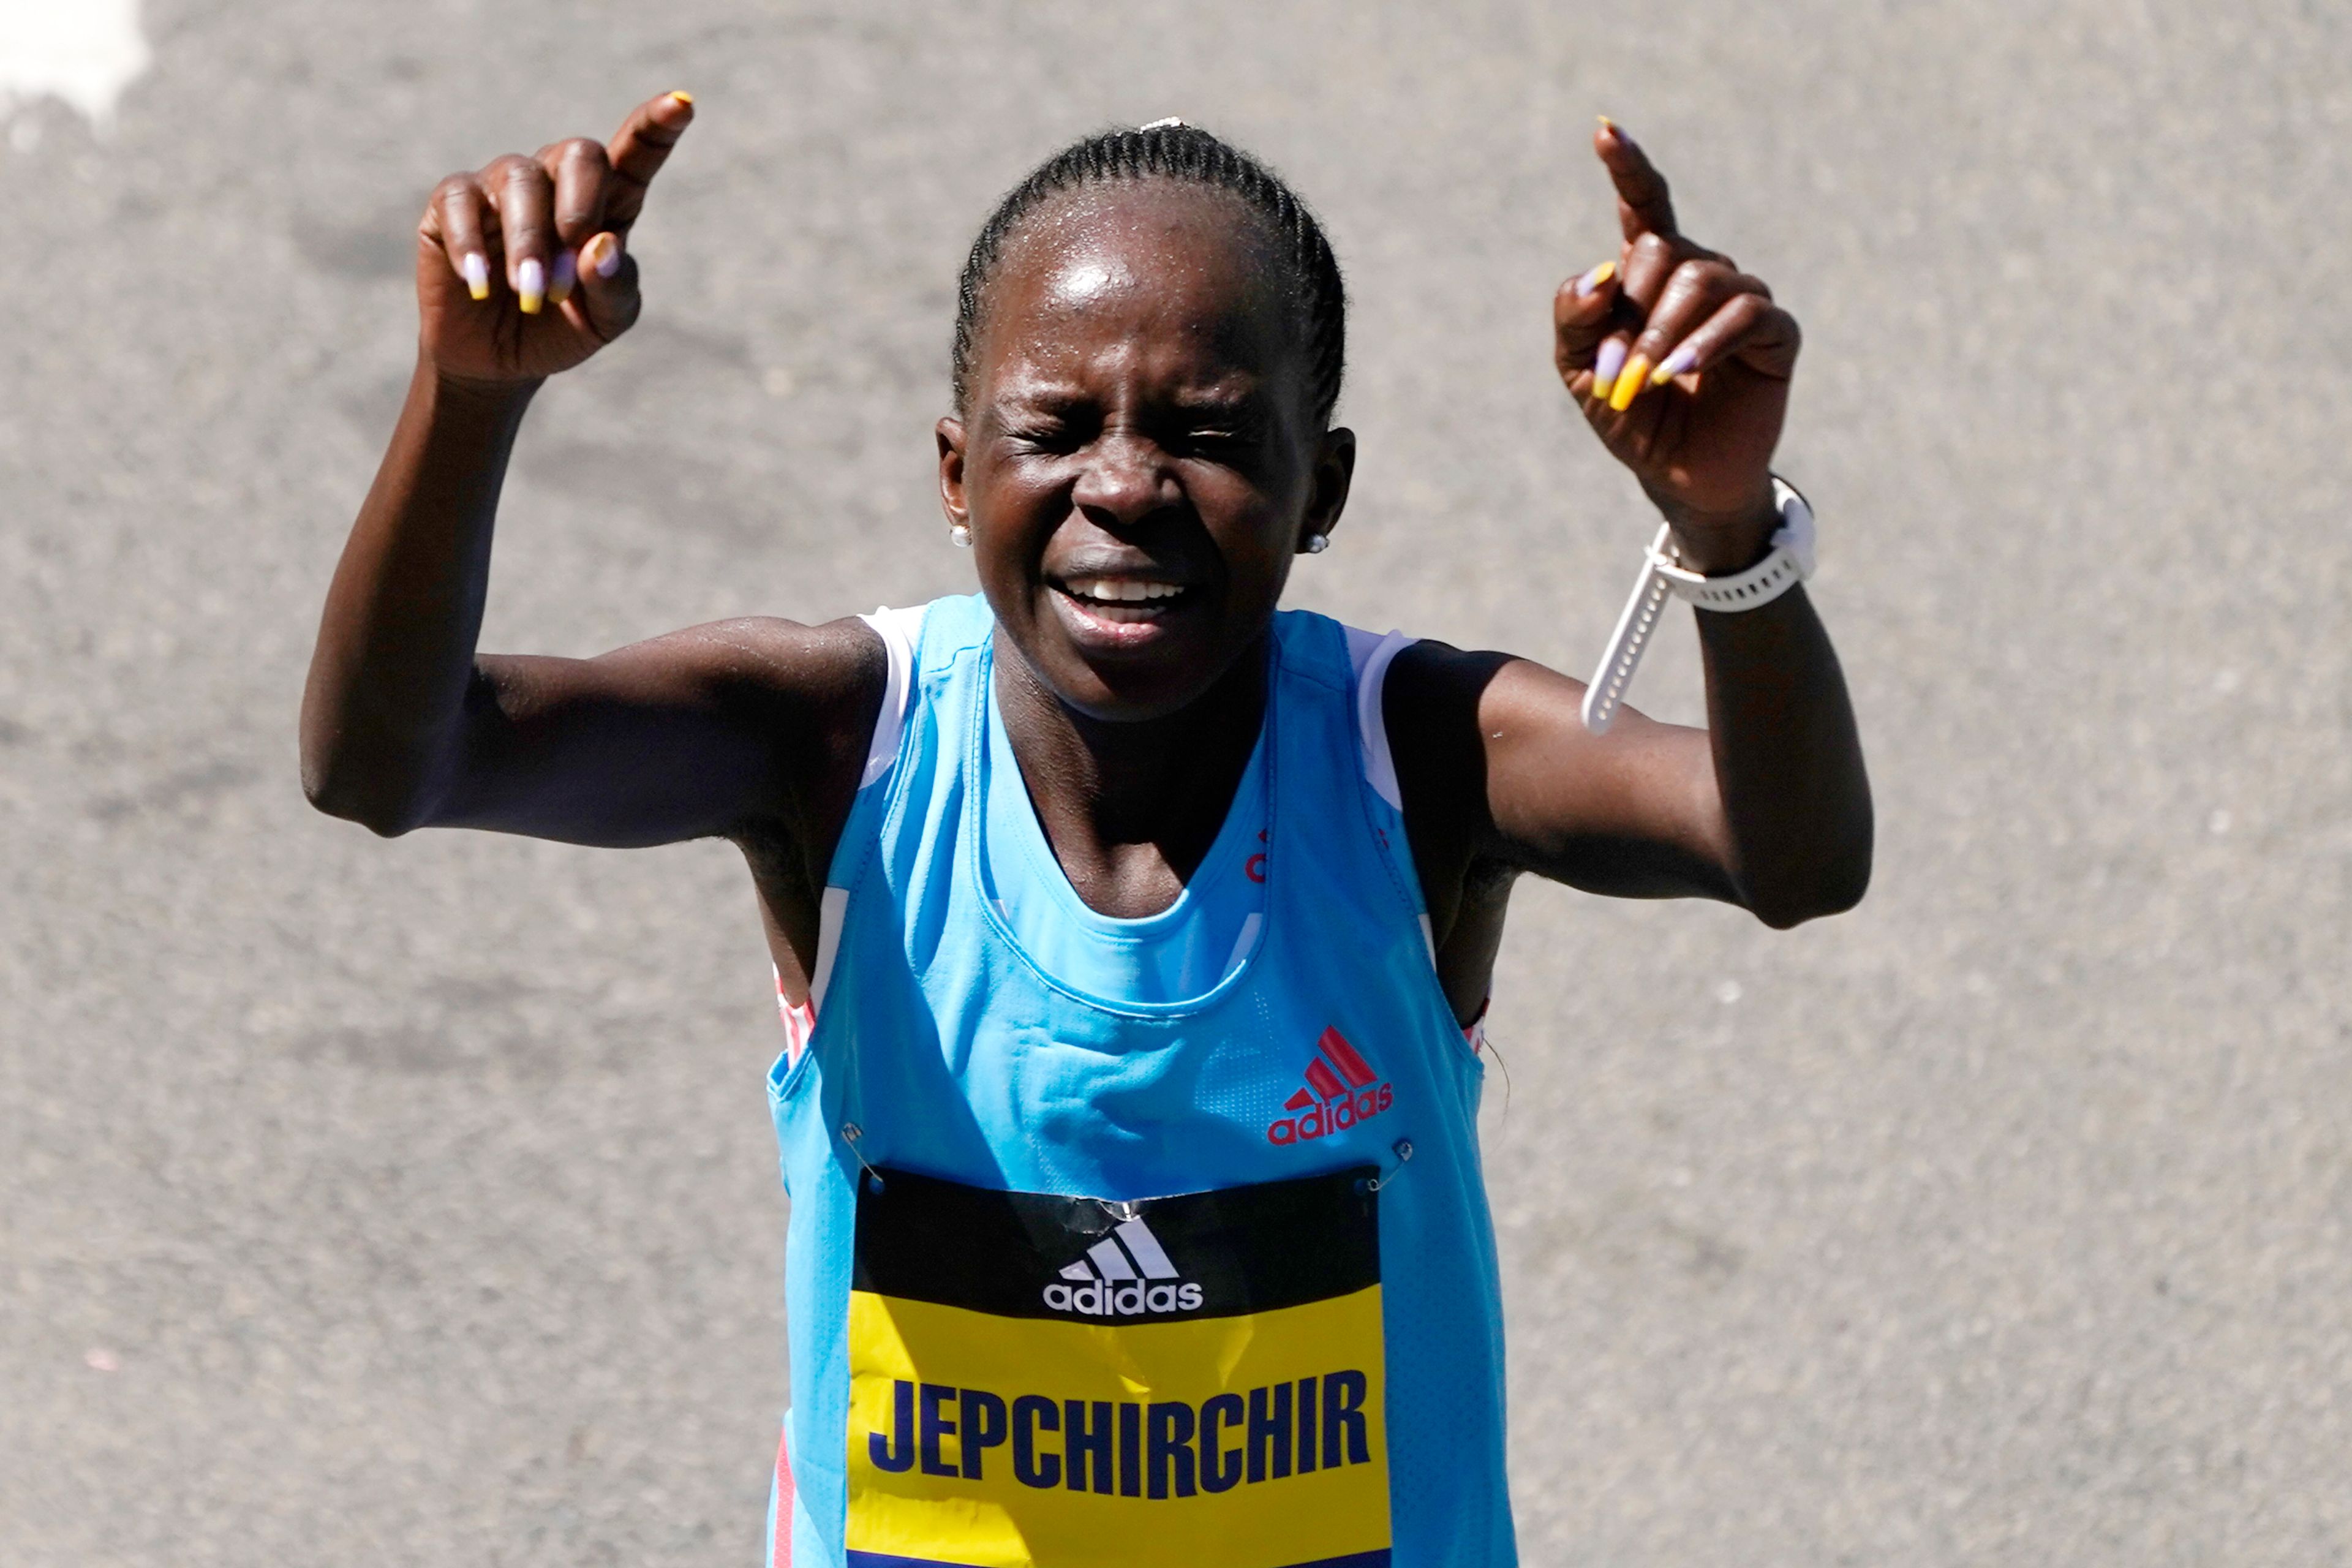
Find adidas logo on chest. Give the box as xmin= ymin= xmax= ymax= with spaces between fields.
xmin=1265 ymin=1027 xmax=1394 ymax=1146
xmin=1042 ymin=1217 xmax=1205 ymax=1317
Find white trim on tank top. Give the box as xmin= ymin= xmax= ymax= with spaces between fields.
xmin=1343 ymin=625 xmax=1415 ymax=811
xmin=790 ymin=606 xmax=924 ymax=1024
xmin=856 ymin=605 xmax=926 ymax=786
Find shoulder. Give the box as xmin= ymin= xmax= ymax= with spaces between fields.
xmin=1382 ymin=638 xmax=1516 ymax=754
xmin=682 ymin=611 xmax=913 ymax=868
xmin=604 ymin=613 xmax=886 ymax=728
xmin=1379 ymin=638 xmax=1512 ymax=826
xmin=641 ymin=597 xmax=1000 ymax=715
xmin=1266 ymin=616 xmax=1506 ymax=804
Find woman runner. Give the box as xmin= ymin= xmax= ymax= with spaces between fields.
xmin=301 ymin=91 xmax=1870 ymax=1568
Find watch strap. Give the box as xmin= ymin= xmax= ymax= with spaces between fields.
xmin=1580 ymin=478 xmax=1815 ymax=734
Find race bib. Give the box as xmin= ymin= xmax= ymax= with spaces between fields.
xmin=845 ymin=1165 xmax=1390 ymax=1568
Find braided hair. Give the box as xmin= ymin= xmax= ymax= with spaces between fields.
xmin=951 ymin=121 xmax=1346 ymax=425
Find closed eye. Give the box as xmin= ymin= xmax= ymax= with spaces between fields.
xmin=1001 ymin=421 xmax=1085 ymax=454
xmin=1169 ymin=420 xmax=1265 ymax=459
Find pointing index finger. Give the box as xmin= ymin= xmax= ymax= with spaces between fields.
xmin=1596 ymin=118 xmax=1678 ymax=243
xmin=602 ymin=90 xmax=696 ymax=234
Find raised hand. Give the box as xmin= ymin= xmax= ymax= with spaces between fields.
xmin=1553 ymin=120 xmax=1801 ymax=570
xmin=415 ymin=91 xmax=696 ymax=385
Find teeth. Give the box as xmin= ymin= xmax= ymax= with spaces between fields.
xmin=1067 ymin=578 xmax=1183 ymax=603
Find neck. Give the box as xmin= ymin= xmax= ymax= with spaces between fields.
xmin=991 ymin=630 xmax=1268 ymax=917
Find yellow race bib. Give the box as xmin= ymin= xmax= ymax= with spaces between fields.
xmin=844 ymin=1166 xmax=1391 ymax=1568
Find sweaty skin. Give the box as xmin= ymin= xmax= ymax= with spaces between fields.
xmin=300 ymin=96 xmax=1870 ymax=1029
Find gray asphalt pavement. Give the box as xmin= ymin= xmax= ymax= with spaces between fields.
xmin=4 ymin=2 xmax=2349 ymax=1563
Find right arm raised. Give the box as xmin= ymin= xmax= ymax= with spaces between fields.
xmin=300 ymin=92 xmax=880 ymax=850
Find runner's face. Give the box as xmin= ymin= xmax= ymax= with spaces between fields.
xmin=940 ymin=185 xmax=1350 ymax=721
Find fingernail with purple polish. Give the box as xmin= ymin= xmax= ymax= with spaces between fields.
xmin=592 ymin=234 xmax=623 ymax=278
xmin=461 ymin=252 xmax=489 ymax=301
xmin=1654 ymin=344 xmax=1699 ymax=382
xmin=1575 ymin=259 xmax=1617 ymax=299
xmin=516 ymin=257 xmax=545 ymax=314
xmin=1593 ymin=338 xmax=1628 ymax=395
xmin=550 ymin=249 xmax=578 ymax=304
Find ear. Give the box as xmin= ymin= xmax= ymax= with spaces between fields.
xmin=1295 ymin=425 xmax=1356 ymax=552
xmin=937 ymin=417 xmax=969 ymax=529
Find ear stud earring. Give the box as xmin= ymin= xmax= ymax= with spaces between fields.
xmin=1303 ymin=533 xmax=1330 ymax=554
xmin=948 ymin=523 xmax=972 ymax=548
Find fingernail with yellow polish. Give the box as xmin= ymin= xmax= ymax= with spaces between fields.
xmin=461 ymin=252 xmax=489 ymax=301
xmin=669 ymin=89 xmax=695 ymax=105
xmin=549 ymin=249 xmax=578 ymax=305
xmin=1591 ymin=339 xmax=1627 ymax=402
xmin=1611 ymin=353 xmax=1651 ymax=410
xmin=516 ymin=257 xmax=545 ymax=315
xmin=1650 ymin=344 xmax=1697 ymax=386
xmin=1574 ymin=259 xmax=1616 ymax=299
xmin=584 ymin=232 xmax=621 ymax=279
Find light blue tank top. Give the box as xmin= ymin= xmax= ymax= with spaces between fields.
xmin=766 ymin=595 xmax=1513 ymax=1568
xmin=981 ymin=668 xmax=1270 ymax=1003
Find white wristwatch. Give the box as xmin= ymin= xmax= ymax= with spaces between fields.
xmin=1580 ymin=477 xmax=1816 ymax=734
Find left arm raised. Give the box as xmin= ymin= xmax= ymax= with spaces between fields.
xmin=1395 ymin=121 xmax=1869 ymax=935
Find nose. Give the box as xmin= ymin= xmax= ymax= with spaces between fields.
xmin=1071 ymin=432 xmax=1179 ymax=531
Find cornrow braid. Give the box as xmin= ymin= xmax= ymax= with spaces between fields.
xmin=951 ymin=120 xmax=1346 ymax=424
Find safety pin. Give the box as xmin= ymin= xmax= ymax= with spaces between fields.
xmin=841 ymin=1122 xmax=884 ymax=1193
xmin=1360 ymin=1138 xmax=1415 ymax=1193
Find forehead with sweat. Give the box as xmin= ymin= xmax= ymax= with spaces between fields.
xmin=951 ymin=129 xmax=1345 ymax=423
xmin=965 ymin=185 xmax=1310 ymax=409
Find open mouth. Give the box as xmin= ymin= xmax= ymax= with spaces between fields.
xmin=1052 ymin=576 xmax=1194 ymax=620
xmin=1046 ymin=573 xmax=1203 ymax=651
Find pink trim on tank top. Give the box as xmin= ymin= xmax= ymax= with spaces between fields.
xmin=775 ymin=971 xmax=816 ymax=1069
xmin=771 ymin=1427 xmax=796 ymax=1566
